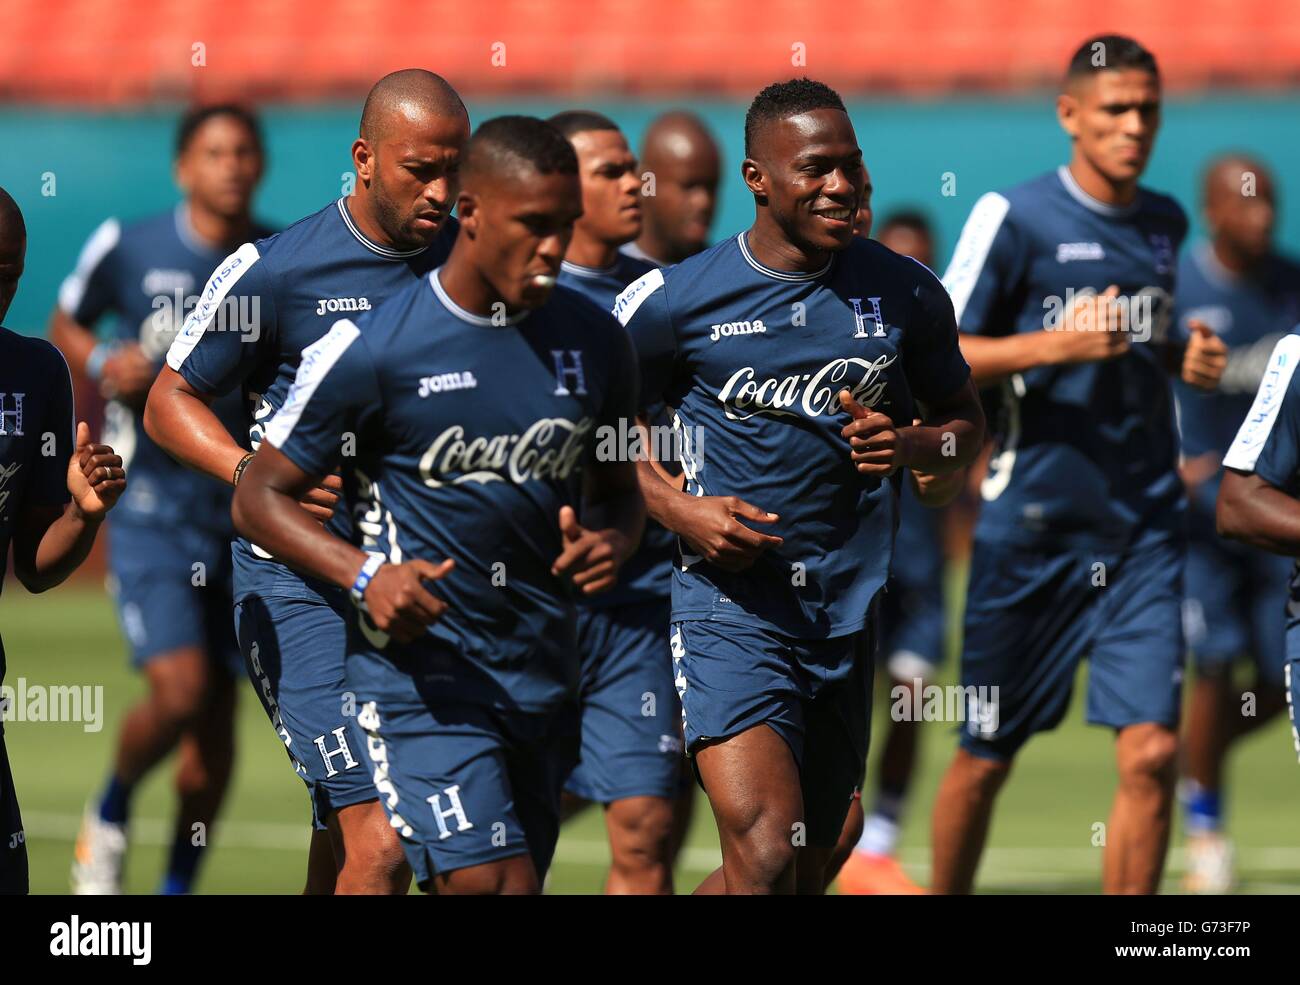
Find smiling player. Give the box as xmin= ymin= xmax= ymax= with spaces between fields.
xmin=616 ymin=79 xmax=984 ymax=894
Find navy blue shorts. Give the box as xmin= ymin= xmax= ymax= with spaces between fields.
xmin=0 ymin=727 xmax=28 ymax=895
xmin=1183 ymin=532 xmax=1289 ymax=680
xmin=880 ymin=575 xmax=945 ymax=681
xmin=960 ymin=537 xmax=1185 ymax=762
xmin=108 ymin=520 xmax=240 ymax=675
xmin=1285 ymin=625 xmax=1300 ymax=764
xmin=670 ymin=616 xmax=874 ymax=848
xmin=355 ymin=691 xmax=574 ymax=889
xmin=234 ymin=589 xmax=377 ymax=830
xmin=564 ymin=597 xmax=683 ymax=803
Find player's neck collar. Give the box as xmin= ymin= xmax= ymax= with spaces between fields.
xmin=560 ymin=258 xmax=619 ymax=279
xmin=1056 ymin=166 xmax=1140 ymax=218
xmin=336 ymin=198 xmax=428 ymax=260
xmin=737 ymin=232 xmax=831 ymax=281
xmin=621 ymin=241 xmax=667 ymax=267
xmin=428 ymin=267 xmax=530 ymax=327
xmin=175 ymin=204 xmax=225 ymax=257
xmin=1195 ymin=239 xmax=1250 ymax=288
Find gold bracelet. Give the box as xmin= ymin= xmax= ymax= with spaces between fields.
xmin=232 ymin=451 xmax=256 ymax=486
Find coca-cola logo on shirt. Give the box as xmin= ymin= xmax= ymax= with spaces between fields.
xmin=418 ymin=417 xmax=594 ymax=488
xmin=716 ymin=354 xmax=897 ymax=422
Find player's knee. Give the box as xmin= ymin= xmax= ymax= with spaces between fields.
xmin=1120 ymin=725 xmax=1179 ymax=783
xmin=608 ymin=798 xmax=675 ymax=872
xmin=442 ymin=859 xmax=539 ymax=895
xmin=960 ymin=750 xmax=1012 ymax=795
xmin=730 ymin=818 xmax=798 ymax=885
xmin=150 ymin=663 xmax=208 ymax=724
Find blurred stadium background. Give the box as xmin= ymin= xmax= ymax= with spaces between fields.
xmin=1 ymin=0 xmax=1298 ymax=893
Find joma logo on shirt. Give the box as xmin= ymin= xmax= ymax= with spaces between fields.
xmin=418 ymin=417 xmax=593 ymax=488
xmin=1056 ymin=242 xmax=1105 ymax=263
xmin=316 ymin=296 xmax=372 ymax=316
xmin=716 ymin=355 xmax=896 ymax=421
xmin=709 ymin=319 xmax=766 ymax=342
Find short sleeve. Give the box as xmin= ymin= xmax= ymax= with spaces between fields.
xmin=903 ymin=258 xmax=972 ymax=405
xmin=941 ymin=192 xmax=1021 ymax=336
xmin=264 ymin=317 xmax=381 ymax=477
xmin=58 ymin=218 xmax=122 ymax=326
xmin=1223 ymin=334 xmax=1300 ymax=490
xmin=166 ymin=242 xmax=276 ymax=396
xmin=28 ymin=343 xmax=76 ymax=509
xmin=613 ymin=268 xmax=675 ymax=407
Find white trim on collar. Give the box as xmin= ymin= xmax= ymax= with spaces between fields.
xmin=336 ymin=198 xmax=428 ymax=259
xmin=736 ymin=232 xmax=831 ymax=281
xmin=428 ymin=268 xmax=529 ymax=326
xmin=560 ymin=259 xmax=619 ymax=279
xmin=1056 ymin=165 xmax=1139 ymax=218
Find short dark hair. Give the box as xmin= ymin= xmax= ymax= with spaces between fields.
xmin=463 ymin=115 xmax=578 ymax=181
xmin=1065 ymin=34 xmax=1159 ymax=84
xmin=176 ymin=104 xmax=263 ymax=157
xmin=744 ymin=78 xmax=846 ymax=158
xmin=547 ymin=110 xmax=621 ymax=140
xmin=878 ymin=209 xmax=933 ymax=239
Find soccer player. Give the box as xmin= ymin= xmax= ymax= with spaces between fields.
xmin=0 ymin=187 xmax=127 ymax=895
xmin=146 ymin=71 xmax=468 ymax=894
xmin=616 ymin=78 xmax=984 ymax=894
xmin=838 ymin=210 xmax=947 ymax=895
xmin=546 ymin=110 xmax=679 ymax=894
xmin=1216 ymin=334 xmax=1300 ymax=773
xmin=624 ymin=111 xmax=721 ymax=267
xmin=931 ymin=35 xmax=1227 ymax=895
xmin=1174 ymin=156 xmax=1300 ymax=892
xmin=230 ymin=115 xmax=645 ymax=895
xmin=49 ymin=105 xmax=270 ymax=895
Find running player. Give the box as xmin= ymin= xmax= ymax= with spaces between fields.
xmin=230 ymin=115 xmax=646 ymax=895
xmin=616 ymin=79 xmax=984 ymax=894
xmin=1 ymin=187 xmax=127 ymax=895
xmin=146 ymin=71 xmax=468 ymax=893
xmin=931 ymin=35 xmax=1227 ymax=894
xmin=50 ymin=105 xmax=270 ymax=895
xmin=1174 ymin=155 xmax=1300 ymax=892
xmin=1216 ymin=333 xmax=1300 ymax=778
xmin=838 ymin=210 xmax=947 ymax=895
xmin=624 ymin=111 xmax=721 ymax=267
xmin=547 ymin=110 xmax=679 ymax=894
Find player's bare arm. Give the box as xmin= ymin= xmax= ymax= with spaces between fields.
xmin=552 ymin=458 xmax=645 ymax=595
xmin=145 ymin=365 xmax=340 ymax=521
xmin=49 ymin=306 xmax=155 ymax=409
xmin=1217 ymin=468 xmax=1300 ymax=555
xmin=231 ymin=442 xmax=450 ymax=643
xmin=839 ymin=377 xmax=984 ymax=478
xmin=12 ymin=421 xmax=125 ymax=592
xmin=958 ymin=285 xmax=1132 ymax=386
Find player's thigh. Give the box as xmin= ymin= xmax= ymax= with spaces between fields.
xmin=354 ymin=697 xmax=555 ymax=892
xmin=234 ymin=592 xmax=374 ymax=828
xmin=1087 ymin=539 xmax=1184 ymax=730
xmin=960 ymin=540 xmax=1103 ymax=761
xmin=566 ymin=600 xmax=682 ymax=805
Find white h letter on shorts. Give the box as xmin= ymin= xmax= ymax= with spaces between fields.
xmin=313 ymin=726 xmax=358 ymax=777
xmin=427 ymin=785 xmax=474 ymax=839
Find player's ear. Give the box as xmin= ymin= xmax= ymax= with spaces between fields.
xmin=352 ymin=138 xmax=374 ymax=185
xmin=1056 ymin=91 xmax=1081 ymax=139
xmin=456 ymin=191 xmax=479 ymax=236
xmin=741 ymin=158 xmax=767 ymax=203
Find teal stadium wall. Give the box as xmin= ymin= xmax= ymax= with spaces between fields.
xmin=2 ymin=94 xmax=1299 ymax=338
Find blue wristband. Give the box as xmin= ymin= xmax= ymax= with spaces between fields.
xmin=84 ymin=342 xmax=114 ymax=381
xmin=350 ymin=554 xmax=387 ymax=607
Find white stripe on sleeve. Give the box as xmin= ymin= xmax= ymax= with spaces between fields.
xmin=58 ymin=217 xmax=121 ymax=316
xmin=941 ymin=192 xmax=1010 ymax=327
xmin=264 ymin=318 xmax=361 ymax=449
xmin=1223 ymin=334 xmax=1300 ymax=473
xmin=612 ymin=267 xmax=665 ymax=325
xmin=165 ymin=241 xmax=262 ymax=371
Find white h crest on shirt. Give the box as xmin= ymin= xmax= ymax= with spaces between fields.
xmin=551 ymin=349 xmax=588 ymax=396
xmin=849 ymin=298 xmax=886 ymax=338
xmin=0 ymin=393 xmax=25 ymax=435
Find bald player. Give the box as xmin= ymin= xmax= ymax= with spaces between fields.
xmin=1174 ymin=155 xmax=1300 ymax=892
xmin=624 ymin=111 xmax=721 ymax=267
xmin=1 ymin=187 xmax=127 ymax=894
xmin=147 ymin=70 xmax=469 ymax=893
xmin=231 ymin=115 xmax=644 ymax=894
